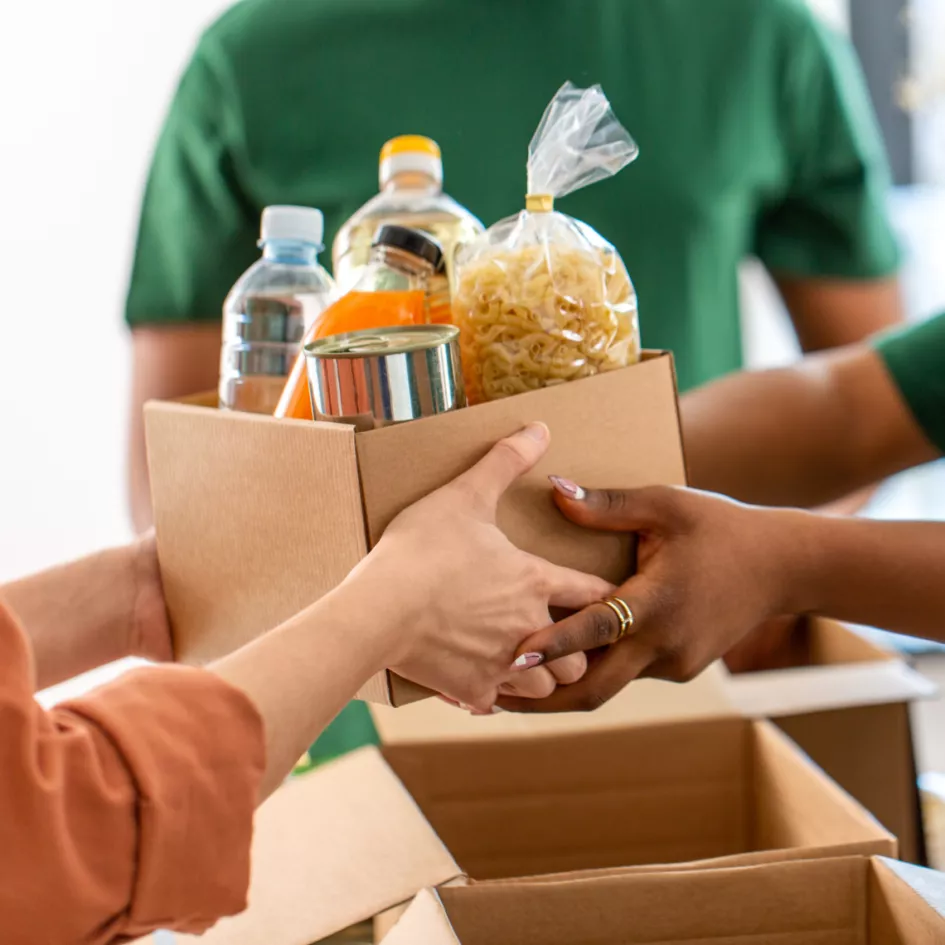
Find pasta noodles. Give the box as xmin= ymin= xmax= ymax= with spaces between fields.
xmin=453 ymin=237 xmax=640 ymax=404
xmin=450 ymin=82 xmax=642 ymax=404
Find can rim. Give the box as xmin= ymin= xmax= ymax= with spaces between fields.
xmin=304 ymin=324 xmax=459 ymax=359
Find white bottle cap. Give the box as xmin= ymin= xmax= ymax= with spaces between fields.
xmin=260 ymin=206 xmax=324 ymax=246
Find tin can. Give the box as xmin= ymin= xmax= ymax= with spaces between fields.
xmin=303 ymin=325 xmax=466 ymax=431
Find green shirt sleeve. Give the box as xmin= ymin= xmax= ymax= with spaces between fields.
xmin=754 ymin=9 xmax=901 ymax=280
xmin=125 ymin=36 xmax=259 ymax=326
xmin=874 ymin=312 xmax=945 ymax=454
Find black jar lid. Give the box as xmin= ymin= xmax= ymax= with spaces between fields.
xmin=373 ymin=224 xmax=444 ymax=271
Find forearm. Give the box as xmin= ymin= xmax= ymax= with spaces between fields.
xmin=777 ymin=511 xmax=945 ymax=642
xmin=683 ymin=361 xmax=865 ymax=506
xmin=682 ymin=347 xmax=933 ymax=508
xmin=212 ymin=582 xmax=397 ymax=800
xmin=2 ymin=541 xmax=149 ymax=689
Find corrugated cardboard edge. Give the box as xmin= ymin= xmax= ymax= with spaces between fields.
xmin=724 ymin=619 xmax=937 ymax=718
xmin=381 ymin=856 xmax=945 ymax=944
xmin=380 ymin=889 xmax=459 ymax=945
xmin=875 ymin=856 xmax=945 ymax=922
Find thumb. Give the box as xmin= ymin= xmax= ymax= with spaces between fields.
xmin=450 ymin=423 xmax=550 ymax=514
xmin=512 ymin=575 xmax=657 ymax=667
xmin=548 ymin=481 xmax=679 ymax=532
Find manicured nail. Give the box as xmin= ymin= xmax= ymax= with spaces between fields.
xmin=549 ymin=476 xmax=586 ymax=501
xmin=512 ymin=652 xmax=545 ymax=671
xmin=522 ymin=422 xmax=550 ymax=443
xmin=491 ymin=706 xmax=504 ymax=714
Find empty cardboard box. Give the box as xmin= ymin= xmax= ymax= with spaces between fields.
xmin=724 ymin=617 xmax=936 ymax=864
xmin=144 ymin=353 xmax=685 ymax=705
xmin=383 ymin=855 xmax=945 ymax=945
xmin=175 ymin=715 xmax=895 ymax=945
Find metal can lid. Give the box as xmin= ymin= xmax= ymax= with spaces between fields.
xmin=304 ymin=324 xmax=459 ymax=359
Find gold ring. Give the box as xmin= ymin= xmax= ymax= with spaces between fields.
xmin=601 ymin=596 xmax=635 ymax=642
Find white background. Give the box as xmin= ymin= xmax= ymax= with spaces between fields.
xmin=0 ymin=1 xmax=229 ymax=582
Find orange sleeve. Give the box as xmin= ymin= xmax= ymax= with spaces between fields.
xmin=0 ymin=598 xmax=265 ymax=944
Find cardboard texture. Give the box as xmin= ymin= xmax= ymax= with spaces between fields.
xmin=725 ymin=618 xmax=936 ymax=865
xmin=144 ymin=353 xmax=686 ymax=705
xmin=383 ymin=856 xmax=945 ymax=945
xmin=175 ymin=717 xmax=893 ymax=945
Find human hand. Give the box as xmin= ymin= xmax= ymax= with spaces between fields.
xmin=498 ymin=481 xmax=807 ymax=713
xmin=129 ymin=530 xmax=174 ymax=663
xmin=345 ymin=426 xmax=614 ymax=712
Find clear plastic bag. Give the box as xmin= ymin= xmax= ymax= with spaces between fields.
xmin=453 ymin=82 xmax=641 ymax=404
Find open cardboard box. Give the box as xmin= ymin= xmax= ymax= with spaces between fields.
xmin=367 ymin=616 xmax=936 ymax=866
xmin=173 ymin=704 xmax=895 ymax=945
xmin=383 ymin=856 xmax=945 ymax=945
xmin=723 ymin=617 xmax=937 ymax=864
xmin=145 ymin=352 xmax=686 ymax=706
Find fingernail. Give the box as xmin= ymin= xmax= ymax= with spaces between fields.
xmin=549 ymin=476 xmax=586 ymax=501
xmin=512 ymin=652 xmax=545 ymax=671
xmin=491 ymin=706 xmax=504 ymax=714
xmin=522 ymin=422 xmax=550 ymax=443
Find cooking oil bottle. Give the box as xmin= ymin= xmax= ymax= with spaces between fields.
xmin=332 ymin=135 xmax=483 ymax=321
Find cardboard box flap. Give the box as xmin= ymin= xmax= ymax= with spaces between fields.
xmin=176 ymin=748 xmax=461 ymax=945
xmin=381 ymin=889 xmax=459 ymax=945
xmin=371 ymin=662 xmax=734 ymax=745
xmin=725 ymin=660 xmax=937 ymax=719
xmin=355 ymin=354 xmax=686 ymax=585
xmin=875 ymin=857 xmax=945 ymax=925
xmin=808 ymin=617 xmax=896 ymax=665
xmin=384 ymin=856 xmax=945 ymax=945
xmin=145 ymin=401 xmax=368 ymax=667
xmin=751 ymin=721 xmax=894 ymax=853
xmin=383 ymin=856 xmax=872 ymax=945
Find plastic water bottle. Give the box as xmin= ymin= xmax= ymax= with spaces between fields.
xmin=219 ymin=206 xmax=335 ymax=413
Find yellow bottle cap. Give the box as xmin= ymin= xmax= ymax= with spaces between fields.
xmin=380 ymin=136 xmax=443 ymax=188
xmin=380 ymin=135 xmax=442 ymax=161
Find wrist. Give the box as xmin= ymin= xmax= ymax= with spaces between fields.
xmin=319 ymin=572 xmax=412 ymax=674
xmin=129 ymin=532 xmax=173 ymax=662
xmin=762 ymin=507 xmax=826 ymax=616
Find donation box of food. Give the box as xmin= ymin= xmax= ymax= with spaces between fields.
xmin=383 ymin=856 xmax=945 ymax=945
xmin=145 ymin=350 xmax=682 ymax=704
xmin=145 ymin=83 xmax=667 ymax=705
xmin=170 ymin=702 xmax=895 ymax=945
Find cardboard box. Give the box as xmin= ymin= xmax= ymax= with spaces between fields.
xmin=174 ymin=714 xmax=894 ymax=945
xmin=724 ymin=617 xmax=937 ymax=864
xmin=144 ymin=352 xmax=685 ymax=705
xmin=382 ymin=856 xmax=945 ymax=945
xmin=368 ymin=617 xmax=936 ymax=866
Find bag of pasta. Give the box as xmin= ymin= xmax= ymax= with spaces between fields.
xmin=453 ymin=82 xmax=640 ymax=404
xmin=452 ymin=83 xmax=641 ymax=404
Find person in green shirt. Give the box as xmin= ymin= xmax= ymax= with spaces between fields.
xmin=124 ymin=0 xmax=905 ymax=758
xmin=498 ymin=312 xmax=945 ymax=713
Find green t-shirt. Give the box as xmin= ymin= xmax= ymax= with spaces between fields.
xmin=128 ymin=0 xmax=899 ymax=393
xmin=126 ymin=0 xmax=900 ymax=760
xmin=874 ymin=313 xmax=945 ymax=454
